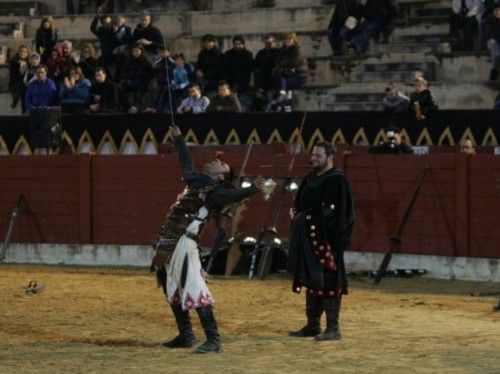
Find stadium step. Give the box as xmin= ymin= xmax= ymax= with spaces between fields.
xmin=0 ymin=1 xmax=43 ymax=17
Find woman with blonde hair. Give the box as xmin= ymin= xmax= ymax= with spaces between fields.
xmin=273 ymin=32 xmax=308 ymax=112
xmin=35 ymin=16 xmax=58 ymax=62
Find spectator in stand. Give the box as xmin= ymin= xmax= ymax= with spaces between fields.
xmin=195 ymin=34 xmax=222 ymax=95
xmin=35 ymin=16 xmax=58 ymax=63
xmin=88 ymin=67 xmax=118 ymax=113
xmin=91 ymin=12 xmax=116 ymax=66
xmin=154 ymin=45 xmax=175 ymax=113
xmin=113 ymin=15 xmax=132 ymax=56
xmin=79 ymin=43 xmax=98 ymax=80
xmin=119 ymin=43 xmax=154 ymax=113
xmin=8 ymin=45 xmax=29 ymax=111
xmin=450 ymin=0 xmax=480 ymax=51
xmin=171 ymin=53 xmax=194 ymax=107
xmin=326 ymin=0 xmax=364 ymax=56
xmin=272 ymin=32 xmax=308 ymax=112
xmin=382 ymin=84 xmax=410 ymax=115
xmin=67 ymin=0 xmax=83 ymax=14
xmin=23 ymin=53 xmax=41 ymax=87
xmin=409 ymin=77 xmax=438 ymax=120
xmin=369 ymin=128 xmax=414 ymax=154
xmin=46 ymin=46 xmax=66 ymax=84
xmin=253 ymin=34 xmax=280 ymax=111
xmin=177 ymin=83 xmax=210 ymax=114
xmin=220 ymin=35 xmax=254 ymax=105
xmin=483 ymin=5 xmax=500 ymax=80
xmin=349 ymin=0 xmax=396 ymax=53
xmin=59 ymin=66 xmax=92 ymax=114
xmin=25 ymin=65 xmax=57 ymax=111
xmin=131 ymin=11 xmax=165 ymax=63
xmin=459 ymin=139 xmax=476 ymax=154
xmin=60 ymin=40 xmax=80 ymax=78
xmin=206 ymin=81 xmax=241 ymax=113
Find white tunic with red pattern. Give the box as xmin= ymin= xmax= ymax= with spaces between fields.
xmin=166 ymin=206 xmax=214 ymax=310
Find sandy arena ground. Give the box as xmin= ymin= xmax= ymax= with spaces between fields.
xmin=0 ymin=265 xmax=499 ymax=373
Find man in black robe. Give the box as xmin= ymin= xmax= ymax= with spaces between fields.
xmin=288 ymin=141 xmax=355 ymax=341
xmin=152 ymin=125 xmax=264 ymax=353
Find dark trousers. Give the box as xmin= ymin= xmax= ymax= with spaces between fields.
xmin=450 ymin=14 xmax=477 ymax=51
xmin=351 ymin=18 xmax=385 ymax=51
xmin=119 ymin=79 xmax=148 ymax=109
xmin=275 ymin=74 xmax=306 ymax=92
xmin=66 ymin=0 xmax=83 ymax=14
xmin=327 ymin=19 xmax=356 ymax=54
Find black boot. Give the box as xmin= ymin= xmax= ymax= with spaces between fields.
xmin=289 ymin=293 xmax=323 ymax=337
xmin=195 ymin=306 xmax=222 ymax=353
xmin=162 ymin=304 xmax=196 ymax=348
xmin=315 ymin=297 xmax=341 ymax=341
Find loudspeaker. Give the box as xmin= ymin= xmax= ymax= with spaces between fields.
xmin=29 ymin=106 xmax=62 ymax=150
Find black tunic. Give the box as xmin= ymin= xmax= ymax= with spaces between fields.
xmin=288 ymin=168 xmax=355 ymax=296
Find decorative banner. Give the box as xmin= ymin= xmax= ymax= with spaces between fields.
xmin=0 ymin=111 xmax=498 ymax=154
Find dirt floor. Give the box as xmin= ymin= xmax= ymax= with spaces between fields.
xmin=0 ymin=265 xmax=499 ymax=373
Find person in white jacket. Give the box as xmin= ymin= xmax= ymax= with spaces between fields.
xmin=177 ymin=83 xmax=210 ymax=114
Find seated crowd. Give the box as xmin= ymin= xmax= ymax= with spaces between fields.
xmin=8 ymin=4 xmax=309 ymax=115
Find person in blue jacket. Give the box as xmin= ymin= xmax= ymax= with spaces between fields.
xmin=25 ymin=65 xmax=57 ymax=111
xmin=59 ymin=66 xmax=92 ymax=113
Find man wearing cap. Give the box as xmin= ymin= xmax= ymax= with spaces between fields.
xmin=288 ymin=141 xmax=356 ymax=341
xmin=152 ymin=125 xmax=264 ymax=353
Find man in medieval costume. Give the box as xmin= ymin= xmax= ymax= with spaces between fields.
xmin=288 ymin=141 xmax=356 ymax=341
xmin=151 ymin=125 xmax=264 ymax=353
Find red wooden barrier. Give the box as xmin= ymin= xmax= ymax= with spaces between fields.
xmin=0 ymin=151 xmax=498 ymax=258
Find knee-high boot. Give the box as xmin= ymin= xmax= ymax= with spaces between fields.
xmin=162 ymin=304 xmax=197 ymax=348
xmin=195 ymin=306 xmax=222 ymax=353
xmin=315 ymin=297 xmax=341 ymax=341
xmin=289 ymin=292 xmax=323 ymax=337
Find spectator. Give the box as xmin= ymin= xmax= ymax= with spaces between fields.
xmin=221 ymin=35 xmax=254 ymax=100
xmin=23 ymin=53 xmax=42 ymax=87
xmin=409 ymin=77 xmax=438 ymax=120
xmin=195 ymin=34 xmax=222 ymax=94
xmin=206 ymin=81 xmax=241 ymax=113
xmin=154 ymin=46 xmax=175 ymax=113
xmin=349 ymin=0 xmax=396 ymax=53
xmin=177 ymin=83 xmax=210 ymax=114
xmin=131 ymin=11 xmax=164 ymax=63
xmin=8 ymin=45 xmax=29 ymax=111
xmin=382 ymin=84 xmax=410 ymax=115
xmin=88 ymin=67 xmax=118 ymax=113
xmin=119 ymin=43 xmax=154 ymax=113
xmin=79 ymin=43 xmax=98 ymax=80
xmin=60 ymin=40 xmax=80 ymax=78
xmin=450 ymin=0 xmax=480 ymax=51
xmin=326 ymin=0 xmax=364 ymax=56
xmin=67 ymin=0 xmax=83 ymax=14
xmin=273 ymin=32 xmax=308 ymax=112
xmin=35 ymin=16 xmax=58 ymax=63
xmin=459 ymin=139 xmax=476 ymax=155
xmin=46 ymin=46 xmax=66 ymax=84
xmin=369 ymin=128 xmax=414 ymax=154
xmin=113 ymin=15 xmax=132 ymax=56
xmin=253 ymin=34 xmax=280 ymax=110
xmin=59 ymin=66 xmax=92 ymax=113
xmin=171 ymin=53 xmax=194 ymax=107
xmin=25 ymin=65 xmax=57 ymax=111
xmin=91 ymin=12 xmax=116 ymax=65
xmin=483 ymin=5 xmax=500 ymax=80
